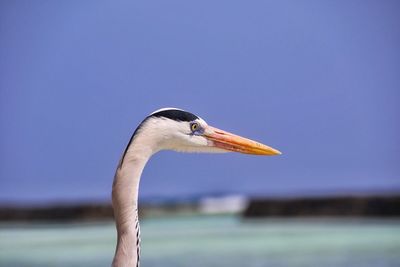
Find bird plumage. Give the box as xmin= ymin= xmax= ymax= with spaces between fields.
xmin=112 ymin=108 xmax=280 ymax=267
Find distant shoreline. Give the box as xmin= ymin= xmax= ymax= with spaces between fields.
xmin=243 ymin=195 xmax=400 ymax=218
xmin=0 ymin=195 xmax=399 ymax=222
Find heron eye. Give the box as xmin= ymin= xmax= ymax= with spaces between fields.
xmin=190 ymin=122 xmax=200 ymax=132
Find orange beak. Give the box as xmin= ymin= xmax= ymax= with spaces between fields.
xmin=204 ymin=126 xmax=281 ymax=156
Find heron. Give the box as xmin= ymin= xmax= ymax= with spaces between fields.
xmin=112 ymin=108 xmax=281 ymax=267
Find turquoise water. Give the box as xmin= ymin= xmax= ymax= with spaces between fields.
xmin=0 ymin=215 xmax=399 ymax=267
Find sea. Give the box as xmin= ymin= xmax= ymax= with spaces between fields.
xmin=0 ymin=215 xmax=399 ymax=267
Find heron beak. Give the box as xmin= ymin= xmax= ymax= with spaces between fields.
xmin=204 ymin=126 xmax=281 ymax=155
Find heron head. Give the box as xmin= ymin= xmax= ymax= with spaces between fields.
xmin=135 ymin=108 xmax=281 ymax=155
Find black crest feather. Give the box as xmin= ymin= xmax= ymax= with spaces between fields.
xmin=150 ymin=109 xmax=199 ymax=122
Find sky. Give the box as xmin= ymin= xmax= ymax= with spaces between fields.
xmin=1 ymin=0 xmax=399 ymax=204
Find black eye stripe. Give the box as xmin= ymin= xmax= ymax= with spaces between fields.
xmin=151 ymin=109 xmax=199 ymax=122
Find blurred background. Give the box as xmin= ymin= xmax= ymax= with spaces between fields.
xmin=1 ymin=1 xmax=399 ymax=267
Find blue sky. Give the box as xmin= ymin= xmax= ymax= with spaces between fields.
xmin=1 ymin=1 xmax=399 ymax=204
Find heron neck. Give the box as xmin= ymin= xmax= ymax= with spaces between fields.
xmin=112 ymin=143 xmax=154 ymax=267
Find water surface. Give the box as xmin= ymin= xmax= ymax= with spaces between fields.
xmin=1 ymin=215 xmax=399 ymax=267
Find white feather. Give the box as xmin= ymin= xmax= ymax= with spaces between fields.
xmin=131 ymin=116 xmax=226 ymax=154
